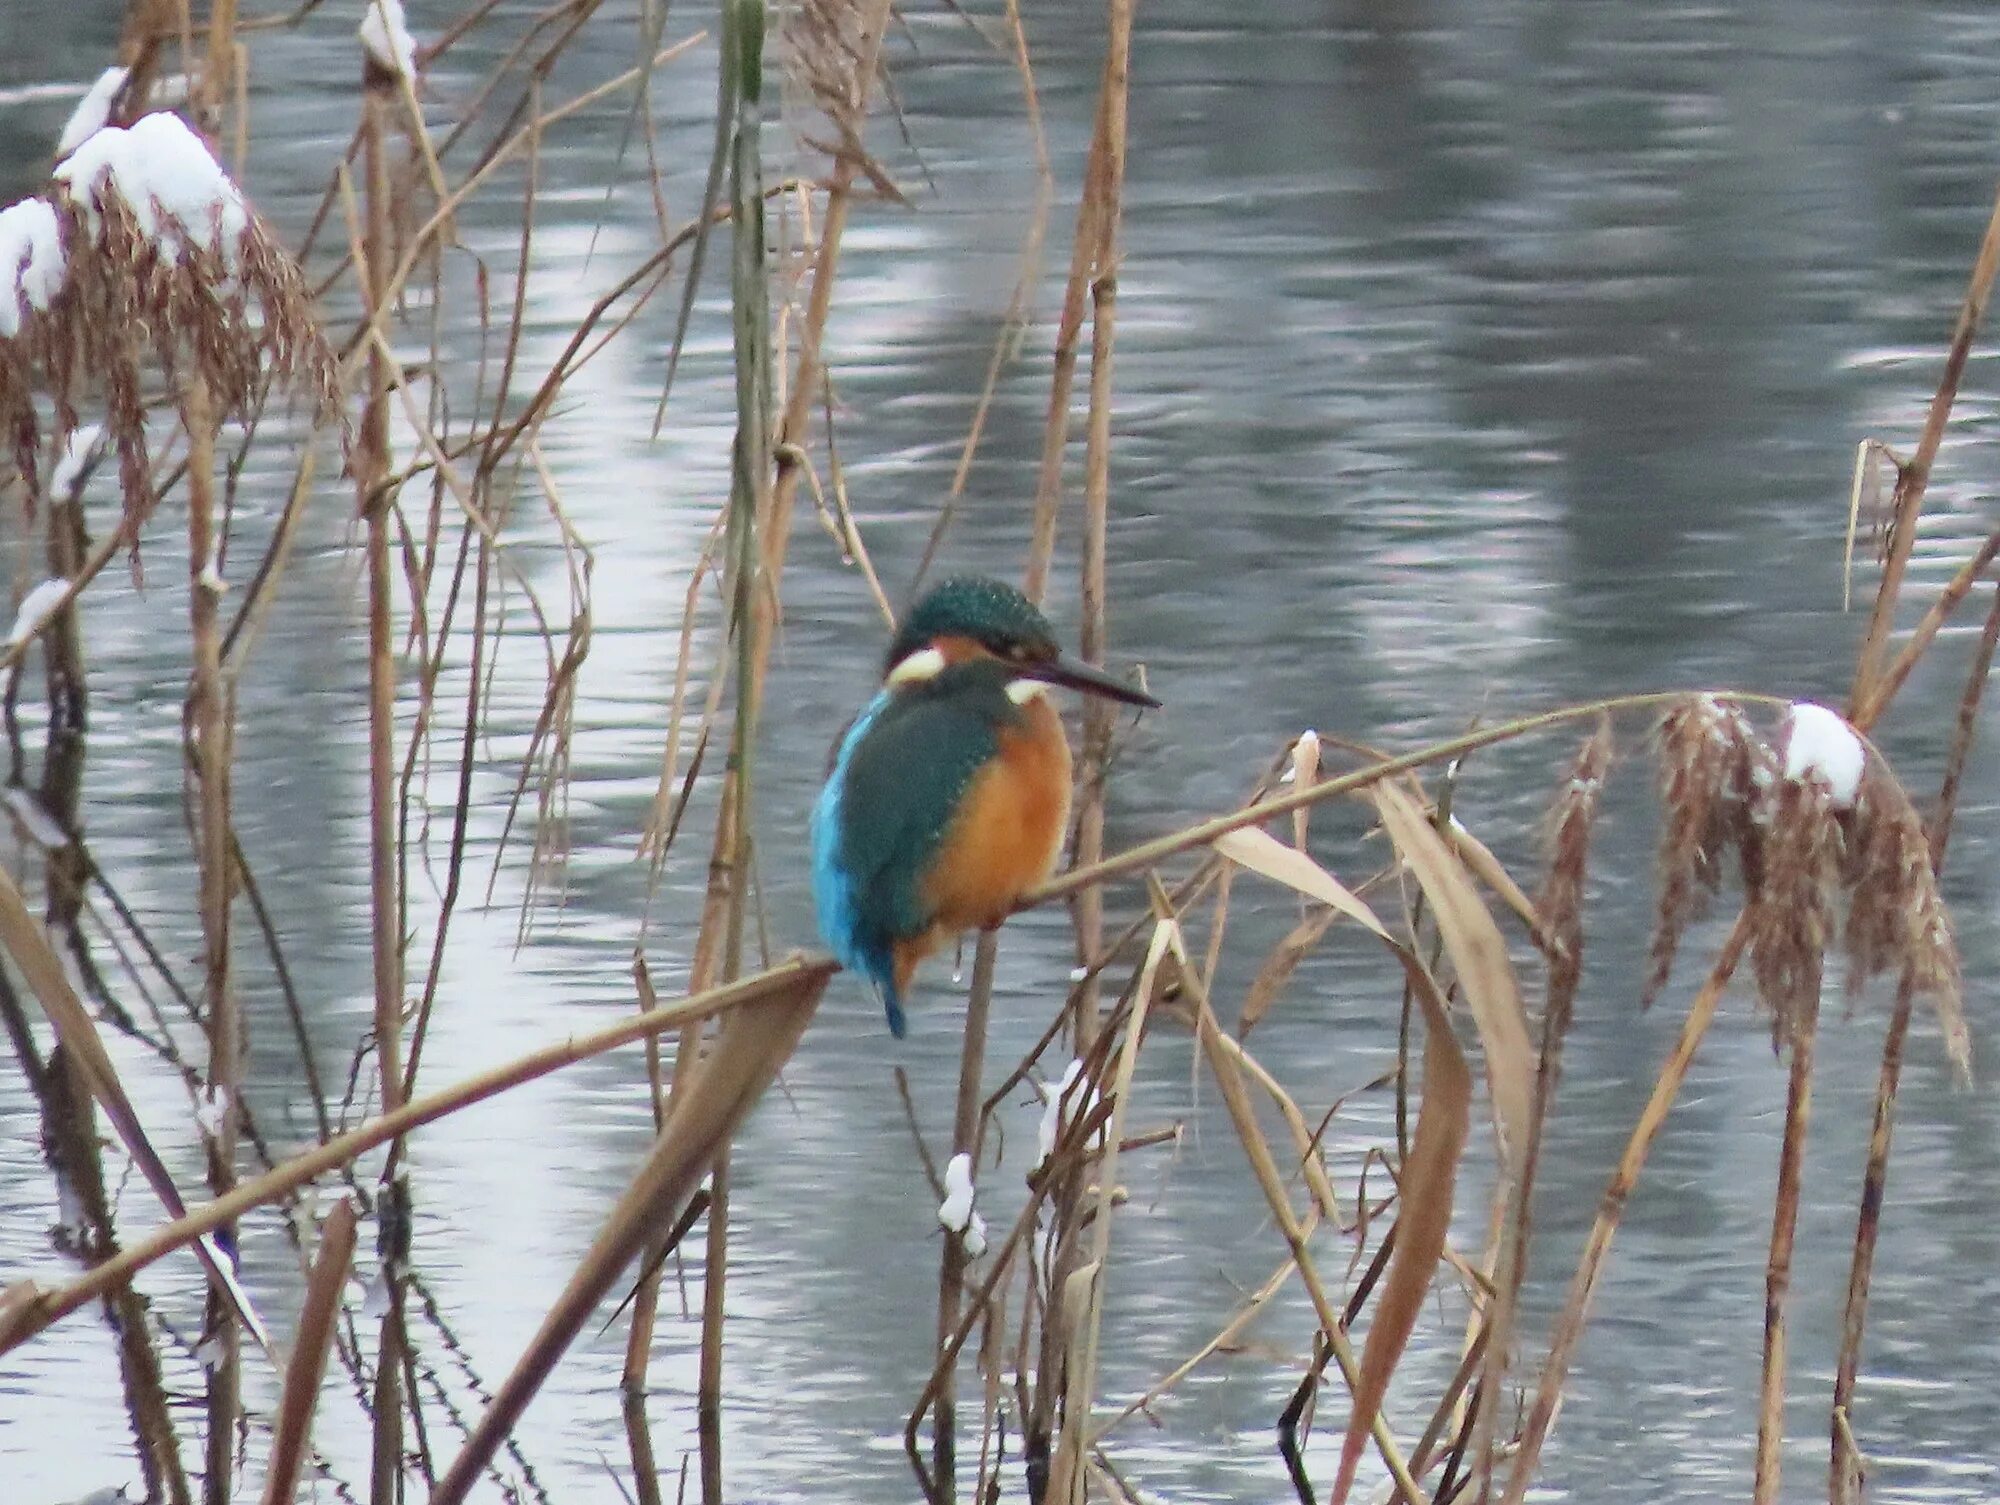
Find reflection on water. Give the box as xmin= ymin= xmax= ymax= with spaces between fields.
xmin=3 ymin=1 xmax=2000 ymax=1500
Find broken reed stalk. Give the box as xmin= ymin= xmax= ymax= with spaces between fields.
xmin=1830 ymin=584 xmax=2000 ymax=1502
xmin=1822 ymin=189 xmax=2000 ymax=1497
xmin=1500 ymin=912 xmax=1753 ymax=1505
xmin=1472 ymin=725 xmax=1609 ymax=1489
xmin=357 ymin=52 xmax=409 ymax=1505
xmin=0 ymin=957 xmax=835 ymax=1354
xmin=1848 ymin=175 xmax=2000 ymax=712
xmin=427 ymin=976 xmax=826 ymax=1505
xmin=925 ymin=32 xmax=1115 ymax=1484
xmin=259 ymin=1197 xmax=358 ymax=1505
xmin=186 ymin=370 xmax=242 ymax=1505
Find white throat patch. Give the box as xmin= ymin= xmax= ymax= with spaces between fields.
xmin=886 ymin=646 xmax=946 ymax=687
xmin=1005 ymin=677 xmax=1049 ymax=705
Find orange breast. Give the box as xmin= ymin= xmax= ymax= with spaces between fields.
xmin=921 ymin=694 xmax=1072 ymax=936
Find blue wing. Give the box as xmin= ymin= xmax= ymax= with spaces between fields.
xmin=811 ymin=677 xmax=1005 ymax=1036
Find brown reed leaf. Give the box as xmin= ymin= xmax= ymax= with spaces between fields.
xmin=1213 ymin=825 xmax=1393 ymax=942
xmin=1329 ymin=950 xmax=1471 ymax=1505
xmin=1449 ymin=817 xmax=1546 ymax=944
xmin=1646 ymin=694 xmax=1774 ymax=1005
xmin=1372 ymin=783 xmax=1535 ymax=1168
xmin=1237 ymin=906 xmax=1336 ymax=1037
xmin=0 ymin=863 xmax=272 ymax=1352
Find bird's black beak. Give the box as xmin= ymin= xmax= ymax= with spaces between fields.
xmin=1031 ymin=653 xmax=1161 ymax=709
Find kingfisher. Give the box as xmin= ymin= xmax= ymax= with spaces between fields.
xmin=811 ymin=576 xmax=1160 ymax=1036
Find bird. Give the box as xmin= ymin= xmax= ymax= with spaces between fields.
xmin=811 ymin=575 xmax=1161 ymax=1036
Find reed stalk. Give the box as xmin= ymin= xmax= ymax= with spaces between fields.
xmin=931 ymin=930 xmax=998 ymax=1500
xmin=260 ymin=1198 xmax=358 ymax=1505
xmin=1067 ymin=0 xmax=1133 ymax=1058
xmin=1848 ymin=178 xmax=2000 ymax=713
xmin=1500 ymin=913 xmax=1753 ymax=1505
xmin=357 ymin=49 xmax=410 ymax=1505
xmin=1753 ymin=981 xmax=1821 ymax=1505
xmin=1830 ymin=584 xmax=2000 ymax=1502
xmin=186 ymin=368 xmax=243 ymax=1505
xmin=203 ymin=0 xmax=238 ymax=120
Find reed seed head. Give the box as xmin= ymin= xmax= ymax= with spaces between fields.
xmin=1841 ymin=768 xmax=1969 ymax=1075
xmin=1646 ymin=695 xmax=1774 ymax=1005
xmin=1537 ymin=719 xmax=1614 ymax=1011
xmin=0 ymin=113 xmax=340 ymax=525
xmin=1747 ymin=774 xmax=1842 ymax=1052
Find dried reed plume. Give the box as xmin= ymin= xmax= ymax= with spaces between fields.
xmin=1747 ymin=769 xmax=1843 ymax=1052
xmin=0 ymin=112 xmax=338 ymax=521
xmin=1646 ymin=695 xmax=1967 ymax=1068
xmin=1842 ymin=770 xmax=1970 ymax=1073
xmin=1645 ymin=694 xmax=1775 ymax=1005
xmin=1537 ymin=719 xmax=1615 ymax=1023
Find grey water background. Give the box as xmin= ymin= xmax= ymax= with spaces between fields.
xmin=3 ymin=1 xmax=2000 ymax=1500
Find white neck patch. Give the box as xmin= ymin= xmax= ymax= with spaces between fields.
xmin=1006 ymin=677 xmax=1049 ymax=705
xmin=887 ymin=646 xmax=946 ymax=687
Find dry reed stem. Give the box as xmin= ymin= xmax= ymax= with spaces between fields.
xmin=356 ymin=65 xmax=410 ymax=1505
xmin=1849 ymin=177 xmax=2000 ymax=712
xmin=427 ymin=976 xmax=825 ymax=1505
xmin=260 ymin=1197 xmax=358 ymax=1505
xmin=1850 ymin=527 xmax=2000 ymax=729
xmin=1830 ymin=583 xmax=2000 ymax=1503
xmin=1473 ymin=726 xmax=1611 ymax=1488
xmin=203 ymin=0 xmax=237 ymax=119
xmin=1753 ymin=969 xmax=1821 ymax=1505
xmin=931 ymin=928 xmax=999 ymax=1499
xmin=1022 ymin=46 xmax=1109 ymax=605
xmin=0 ymin=956 xmax=834 ymax=1353
xmin=1048 ymin=918 xmax=1169 ymax=1505
xmin=1069 ymin=0 xmax=1136 ymax=1058
xmin=1029 ymin=692 xmax=1794 ymax=911
xmin=1189 ymin=961 xmax=1429 ymax=1505
xmin=1500 ymin=912 xmax=1753 ymax=1505
xmin=186 ymin=369 xmax=243 ymax=1505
